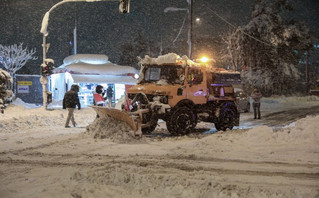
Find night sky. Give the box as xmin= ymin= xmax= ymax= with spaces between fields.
xmin=0 ymin=0 xmax=318 ymax=74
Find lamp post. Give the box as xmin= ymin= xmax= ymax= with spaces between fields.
xmin=40 ymin=0 xmax=128 ymax=109
xmin=188 ymin=0 xmax=193 ymax=59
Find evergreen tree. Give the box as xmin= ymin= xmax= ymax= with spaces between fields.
xmin=226 ymin=0 xmax=312 ymax=96
xmin=0 ymin=68 xmax=13 ymax=111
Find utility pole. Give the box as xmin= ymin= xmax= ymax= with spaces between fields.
xmin=164 ymin=1 xmax=193 ymax=59
xmin=188 ymin=0 xmax=193 ymax=59
xmin=73 ymin=4 xmax=77 ymax=55
xmin=305 ymin=51 xmax=309 ymax=92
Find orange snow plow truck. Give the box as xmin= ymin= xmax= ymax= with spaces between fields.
xmin=92 ymin=53 xmax=240 ymax=135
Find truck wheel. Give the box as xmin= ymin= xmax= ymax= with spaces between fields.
xmin=141 ymin=112 xmax=158 ymax=134
xmin=142 ymin=118 xmax=158 ymax=134
xmin=166 ymin=107 xmax=196 ymax=135
xmin=215 ymin=103 xmax=236 ymax=131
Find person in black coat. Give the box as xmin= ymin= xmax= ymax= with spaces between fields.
xmin=106 ymin=86 xmax=113 ymax=107
xmin=63 ymin=84 xmax=81 ymax=127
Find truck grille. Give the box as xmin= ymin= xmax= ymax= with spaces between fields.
xmin=128 ymin=94 xmax=168 ymax=104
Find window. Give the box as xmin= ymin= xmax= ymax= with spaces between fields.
xmin=145 ymin=67 xmax=161 ymax=81
xmin=187 ymin=68 xmax=203 ymax=85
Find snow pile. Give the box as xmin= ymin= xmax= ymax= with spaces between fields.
xmin=244 ymin=115 xmax=319 ymax=144
xmin=12 ymin=98 xmax=41 ymax=109
xmin=279 ymin=115 xmax=319 ymax=143
xmin=70 ymin=165 xmax=231 ymax=198
xmin=0 ymin=113 xmax=65 ymax=133
xmin=85 ymin=116 xmax=141 ymax=143
xmin=11 ymin=97 xmax=62 ymax=110
xmin=245 ymin=125 xmax=275 ymax=143
xmin=0 ymin=104 xmax=96 ymax=133
xmin=0 ymin=105 xmax=65 ymax=133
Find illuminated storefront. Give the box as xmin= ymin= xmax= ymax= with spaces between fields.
xmin=50 ymin=54 xmax=137 ymax=107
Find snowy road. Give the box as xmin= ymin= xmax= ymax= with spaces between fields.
xmin=1 ymin=128 xmax=318 ymax=198
xmin=0 ymin=97 xmax=319 ymax=197
xmin=239 ymin=105 xmax=319 ymax=129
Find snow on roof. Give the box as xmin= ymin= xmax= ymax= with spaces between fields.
xmin=63 ymin=54 xmax=109 ymax=65
xmin=138 ymin=53 xmax=213 ymax=69
xmin=139 ymin=53 xmax=190 ymax=65
xmin=55 ymin=54 xmax=138 ymax=75
xmin=57 ymin=62 xmax=137 ymax=75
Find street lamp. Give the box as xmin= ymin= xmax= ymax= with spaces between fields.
xmin=39 ymin=0 xmax=129 ymax=109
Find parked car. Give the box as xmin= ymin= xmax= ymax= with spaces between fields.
xmin=235 ymin=90 xmax=250 ymax=112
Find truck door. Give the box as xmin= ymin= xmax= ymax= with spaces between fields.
xmin=185 ymin=67 xmax=207 ymax=104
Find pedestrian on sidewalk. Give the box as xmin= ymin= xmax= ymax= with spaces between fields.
xmin=251 ymin=88 xmax=262 ymax=119
xmin=106 ymin=86 xmax=114 ymax=108
xmin=63 ymin=84 xmax=81 ymax=128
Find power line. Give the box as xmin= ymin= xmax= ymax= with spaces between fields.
xmin=204 ymin=2 xmax=273 ymax=47
xmin=173 ymin=12 xmax=188 ymax=43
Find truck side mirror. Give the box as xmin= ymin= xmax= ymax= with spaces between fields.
xmin=179 ymin=74 xmax=185 ymax=82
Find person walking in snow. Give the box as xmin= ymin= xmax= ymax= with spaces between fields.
xmin=251 ymin=88 xmax=262 ymax=119
xmin=63 ymin=84 xmax=81 ymax=128
xmin=0 ymin=98 xmax=4 ymax=114
xmin=106 ymin=86 xmax=114 ymax=108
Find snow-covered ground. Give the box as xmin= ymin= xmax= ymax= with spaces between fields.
xmin=0 ymin=96 xmax=318 ymax=198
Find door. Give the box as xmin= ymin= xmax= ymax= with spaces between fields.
xmin=185 ymin=67 xmax=207 ymax=104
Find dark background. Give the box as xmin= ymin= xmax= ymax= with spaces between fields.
xmin=0 ymin=0 xmax=318 ymax=74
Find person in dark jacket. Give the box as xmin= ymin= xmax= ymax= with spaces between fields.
xmin=106 ymin=86 xmax=114 ymax=107
xmin=251 ymin=88 xmax=262 ymax=119
xmin=0 ymin=98 xmax=4 ymax=114
xmin=63 ymin=84 xmax=81 ymax=127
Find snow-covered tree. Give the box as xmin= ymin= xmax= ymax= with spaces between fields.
xmin=0 ymin=69 xmax=13 ymax=112
xmin=0 ymin=43 xmax=37 ymax=77
xmin=225 ymin=0 xmax=312 ymax=96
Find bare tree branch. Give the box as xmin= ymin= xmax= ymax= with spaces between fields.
xmin=0 ymin=43 xmax=37 ymax=77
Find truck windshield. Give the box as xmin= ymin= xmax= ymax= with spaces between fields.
xmin=141 ymin=65 xmax=185 ymax=85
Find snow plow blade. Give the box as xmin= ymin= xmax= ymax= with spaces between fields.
xmin=90 ymin=106 xmax=137 ymax=132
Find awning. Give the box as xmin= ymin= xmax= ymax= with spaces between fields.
xmin=70 ymin=74 xmax=137 ymax=85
